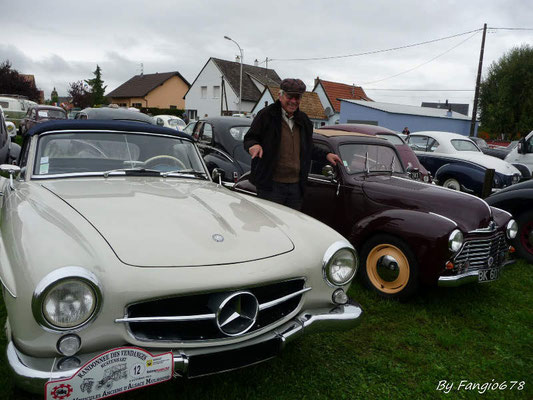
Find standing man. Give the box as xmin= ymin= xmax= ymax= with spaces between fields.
xmin=244 ymin=78 xmax=341 ymax=210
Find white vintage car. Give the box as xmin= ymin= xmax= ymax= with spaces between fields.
xmin=154 ymin=114 xmax=187 ymax=131
xmin=0 ymin=120 xmax=362 ymax=397
xmin=408 ymin=131 xmax=521 ymax=196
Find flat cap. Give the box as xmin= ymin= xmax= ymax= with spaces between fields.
xmin=280 ymin=78 xmax=306 ymax=94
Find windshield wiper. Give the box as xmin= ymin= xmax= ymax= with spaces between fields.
xmin=102 ymin=168 xmax=163 ymax=178
xmin=161 ymin=169 xmax=208 ymax=179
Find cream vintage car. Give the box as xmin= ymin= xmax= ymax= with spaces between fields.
xmin=0 ymin=120 xmax=362 ymax=398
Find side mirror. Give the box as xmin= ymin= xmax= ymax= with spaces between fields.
xmin=322 ymin=164 xmax=337 ymax=181
xmin=517 ymin=141 xmax=524 ymax=154
xmin=0 ymin=164 xmax=21 ymax=190
xmin=211 ymin=168 xmax=226 ymax=185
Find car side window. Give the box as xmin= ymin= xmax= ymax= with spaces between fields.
xmin=200 ymin=123 xmax=213 ymax=144
xmin=31 ymin=109 xmax=37 ymax=119
xmin=309 ymin=142 xmax=332 ymax=176
xmin=408 ymin=136 xmax=439 ymax=152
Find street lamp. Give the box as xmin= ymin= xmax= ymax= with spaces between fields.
xmin=224 ymin=35 xmax=243 ymax=113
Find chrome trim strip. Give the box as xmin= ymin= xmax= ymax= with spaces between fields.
xmin=234 ymin=188 xmax=257 ymax=196
xmin=115 ymin=313 xmax=216 ymax=323
xmin=115 ymin=284 xmax=311 ymax=324
xmin=429 ymin=212 xmax=457 ymax=227
xmin=259 ymin=287 xmax=312 ymax=311
xmin=438 ymin=271 xmax=479 ymax=287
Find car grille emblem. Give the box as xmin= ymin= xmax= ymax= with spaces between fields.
xmin=487 ymin=256 xmax=494 ymax=267
xmin=212 ymin=234 xmax=224 ymax=242
xmin=215 ymin=291 xmax=259 ymax=336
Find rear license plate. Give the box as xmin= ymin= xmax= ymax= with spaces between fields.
xmin=478 ymin=267 xmax=500 ymax=282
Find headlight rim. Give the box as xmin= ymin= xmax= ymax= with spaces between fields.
xmin=32 ymin=266 xmax=103 ymax=332
xmin=322 ymin=241 xmax=359 ymax=287
xmin=448 ymin=229 xmax=464 ymax=253
xmin=506 ymin=219 xmax=518 ymax=239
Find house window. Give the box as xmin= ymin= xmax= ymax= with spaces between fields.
xmin=188 ymin=110 xmax=197 ymax=120
xmin=132 ymin=103 xmax=142 ymax=108
xmin=169 ymin=105 xmax=177 ymax=109
xmin=118 ymin=103 xmax=127 ymax=107
xmin=213 ymin=86 xmax=220 ymax=99
xmin=201 ymin=86 xmax=207 ymax=99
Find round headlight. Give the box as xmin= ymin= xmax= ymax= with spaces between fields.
xmin=448 ymin=229 xmax=464 ymax=253
xmin=33 ymin=267 xmax=102 ymax=331
xmin=323 ymin=242 xmax=358 ymax=286
xmin=507 ymin=219 xmax=518 ymax=239
xmin=43 ymin=280 xmax=96 ymax=328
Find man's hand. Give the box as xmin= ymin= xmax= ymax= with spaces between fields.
xmin=326 ymin=153 xmax=342 ymax=166
xmin=249 ymin=144 xmax=263 ymax=159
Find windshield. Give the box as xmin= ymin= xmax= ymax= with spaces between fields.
xmin=168 ymin=119 xmax=186 ymax=129
xmin=451 ymin=139 xmax=480 ymax=152
xmin=38 ymin=109 xmax=66 ymax=119
xmin=33 ymin=132 xmax=206 ymax=177
xmin=407 ymin=136 xmax=439 ymax=152
xmin=229 ymin=126 xmax=250 ymax=141
xmin=339 ymin=144 xmax=404 ymax=174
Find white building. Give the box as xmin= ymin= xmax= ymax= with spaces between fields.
xmin=184 ymin=58 xmax=281 ymax=120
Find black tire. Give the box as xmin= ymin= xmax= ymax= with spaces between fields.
xmin=514 ymin=210 xmax=533 ymax=264
xmin=360 ymin=234 xmax=419 ymax=299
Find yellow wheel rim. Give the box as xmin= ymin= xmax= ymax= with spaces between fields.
xmin=366 ymin=244 xmax=410 ymax=294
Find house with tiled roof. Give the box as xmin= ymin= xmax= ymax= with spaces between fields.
xmin=107 ymin=71 xmax=190 ymax=110
xmin=251 ymin=86 xmax=328 ymax=128
xmin=312 ymin=78 xmax=372 ymax=124
xmin=184 ymin=57 xmax=282 ymax=120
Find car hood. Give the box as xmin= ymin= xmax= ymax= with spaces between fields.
xmin=41 ymin=178 xmax=294 ymax=267
xmin=436 ymin=152 xmax=520 ymax=175
xmin=361 ymin=175 xmax=492 ymax=231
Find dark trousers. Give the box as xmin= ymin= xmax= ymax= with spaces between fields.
xmin=257 ymin=182 xmax=303 ymax=211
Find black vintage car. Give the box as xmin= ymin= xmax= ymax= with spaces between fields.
xmin=486 ymin=178 xmax=533 ymax=264
xmin=234 ymin=129 xmax=517 ymax=299
xmin=190 ymin=116 xmax=252 ymax=183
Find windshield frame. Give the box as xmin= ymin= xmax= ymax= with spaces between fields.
xmin=29 ymin=129 xmax=209 ymax=181
xmin=338 ymin=142 xmax=405 ymax=175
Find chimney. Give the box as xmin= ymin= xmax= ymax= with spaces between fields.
xmin=352 ymin=84 xmax=356 ymax=97
xmin=254 ymin=59 xmax=259 ymax=67
xmin=314 ymin=76 xmax=320 ymax=88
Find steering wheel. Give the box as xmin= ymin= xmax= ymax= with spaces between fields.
xmin=144 ymin=155 xmax=187 ymax=170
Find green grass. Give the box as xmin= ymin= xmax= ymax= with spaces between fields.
xmin=1 ymin=260 xmax=531 ymax=400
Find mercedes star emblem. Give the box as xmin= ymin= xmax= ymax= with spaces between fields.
xmin=212 ymin=234 xmax=224 ymax=242
xmin=215 ymin=291 xmax=259 ymax=336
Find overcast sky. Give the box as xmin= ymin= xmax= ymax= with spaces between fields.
xmin=1 ymin=1 xmax=532 ymax=116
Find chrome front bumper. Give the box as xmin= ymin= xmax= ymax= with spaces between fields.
xmin=8 ymin=300 xmax=363 ymax=394
xmin=437 ymin=259 xmax=514 ymax=287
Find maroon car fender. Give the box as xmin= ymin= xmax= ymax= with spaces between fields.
xmin=350 ymin=209 xmax=457 ymax=285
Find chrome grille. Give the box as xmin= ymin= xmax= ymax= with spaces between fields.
xmin=118 ymin=278 xmax=307 ymax=342
xmin=452 ymin=232 xmax=508 ymax=274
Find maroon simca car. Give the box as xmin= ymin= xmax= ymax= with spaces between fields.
xmin=320 ymin=124 xmax=431 ymax=183
xmin=234 ymin=130 xmax=517 ymax=299
xmin=20 ymin=105 xmax=67 ymax=136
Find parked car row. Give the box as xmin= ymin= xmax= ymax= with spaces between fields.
xmin=0 ymin=115 xmax=529 ymax=398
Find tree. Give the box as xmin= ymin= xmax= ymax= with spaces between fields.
xmin=0 ymin=60 xmax=40 ymax=102
xmin=479 ymin=45 xmax=533 ymax=139
xmin=51 ymin=87 xmax=59 ymax=105
xmin=85 ymin=65 xmax=108 ymax=106
xmin=68 ymin=81 xmax=92 ymax=109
